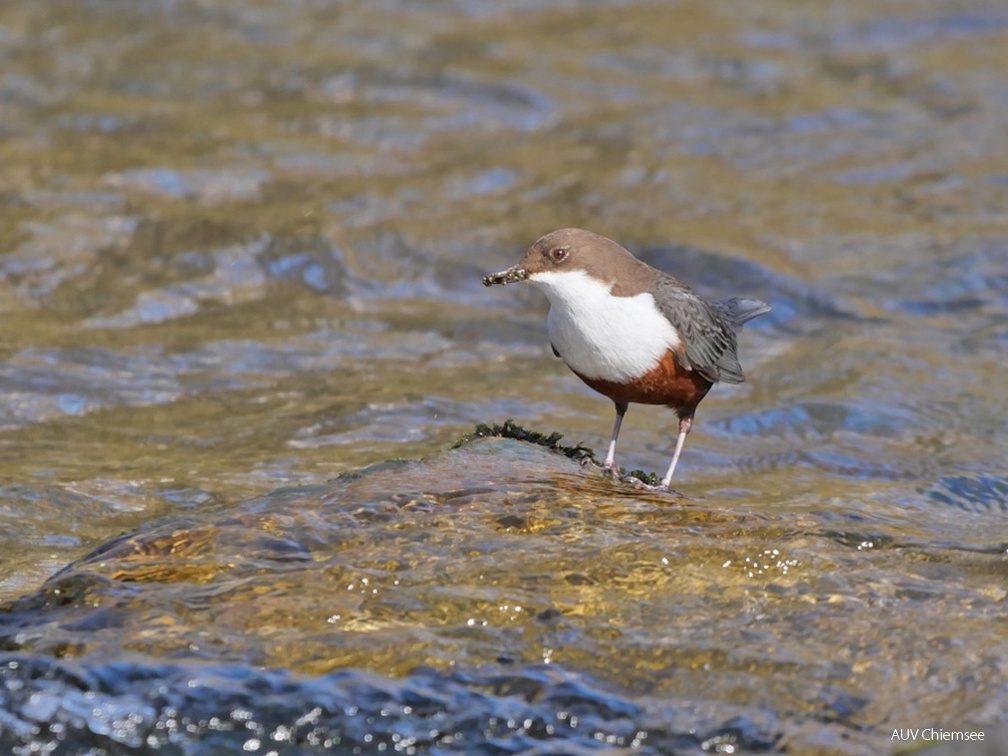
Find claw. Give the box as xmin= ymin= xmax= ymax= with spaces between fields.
xmin=601 ymin=462 xmax=621 ymax=479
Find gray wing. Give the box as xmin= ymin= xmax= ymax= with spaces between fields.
xmin=651 ymin=279 xmax=746 ymax=384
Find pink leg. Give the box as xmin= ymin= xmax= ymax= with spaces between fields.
xmin=659 ymin=414 xmax=693 ymax=489
xmin=602 ymin=403 xmax=627 ymax=476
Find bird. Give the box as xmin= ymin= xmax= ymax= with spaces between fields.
xmin=483 ymin=228 xmax=770 ymax=490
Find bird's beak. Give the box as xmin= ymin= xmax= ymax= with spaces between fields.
xmin=482 ymin=264 xmax=528 ymax=286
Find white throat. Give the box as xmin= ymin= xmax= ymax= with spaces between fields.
xmin=528 ymin=269 xmax=680 ymax=382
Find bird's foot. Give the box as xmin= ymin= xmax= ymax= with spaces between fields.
xmin=584 ymin=460 xmax=678 ymax=494
xmin=617 ymin=469 xmax=679 ymax=494
xmin=620 ymin=475 xmax=653 ymax=490
xmin=625 ymin=478 xmax=679 ymax=495
xmin=601 ymin=461 xmax=621 ymax=479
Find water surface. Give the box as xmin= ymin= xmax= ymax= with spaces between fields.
xmin=0 ymin=0 xmax=1006 ymax=752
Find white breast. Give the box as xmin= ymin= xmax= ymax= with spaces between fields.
xmin=529 ymin=269 xmax=681 ymax=382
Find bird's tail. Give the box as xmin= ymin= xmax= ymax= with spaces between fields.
xmin=715 ymin=298 xmax=771 ymax=328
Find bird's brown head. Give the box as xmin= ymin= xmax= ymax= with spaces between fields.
xmin=482 ymin=228 xmax=641 ymax=289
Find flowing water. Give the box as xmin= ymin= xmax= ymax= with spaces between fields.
xmin=0 ymin=0 xmax=1006 ymax=753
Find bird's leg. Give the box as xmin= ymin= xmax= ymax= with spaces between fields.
xmin=602 ymin=402 xmax=628 ymax=477
xmin=659 ymin=413 xmax=693 ymax=490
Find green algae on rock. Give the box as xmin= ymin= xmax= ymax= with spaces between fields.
xmin=452 ymin=419 xmax=598 ymax=464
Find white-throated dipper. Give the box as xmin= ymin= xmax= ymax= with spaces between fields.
xmin=483 ymin=228 xmax=770 ymax=489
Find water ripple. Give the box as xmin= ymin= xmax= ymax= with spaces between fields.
xmin=0 ymin=655 xmax=787 ymax=754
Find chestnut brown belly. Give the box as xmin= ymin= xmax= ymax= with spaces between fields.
xmin=573 ymin=349 xmax=712 ymax=416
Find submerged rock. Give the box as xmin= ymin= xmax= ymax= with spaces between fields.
xmin=0 ymin=433 xmax=1003 ymax=753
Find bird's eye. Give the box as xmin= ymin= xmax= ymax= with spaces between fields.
xmin=550 ymin=246 xmax=569 ymax=262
